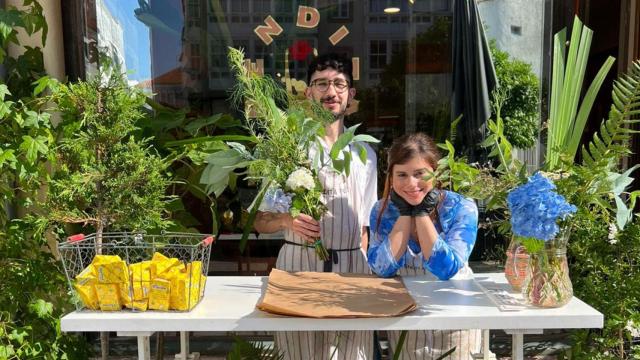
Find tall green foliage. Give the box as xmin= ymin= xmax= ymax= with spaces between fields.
xmin=46 ymin=66 xmax=171 ymax=236
xmin=137 ymin=98 xmax=246 ymax=234
xmin=555 ymin=60 xmax=640 ymax=358
xmin=441 ymin=54 xmax=640 ymax=360
xmin=0 ymin=0 xmax=51 ymax=226
xmin=489 ymin=41 xmax=540 ymax=149
xmin=0 ymin=1 xmax=89 ymax=358
xmin=546 ymin=16 xmax=615 ymax=169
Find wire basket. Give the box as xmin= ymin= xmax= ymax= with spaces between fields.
xmin=58 ymin=231 xmax=214 ymax=312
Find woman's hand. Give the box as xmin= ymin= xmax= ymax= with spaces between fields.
xmin=390 ymin=189 xmax=413 ymax=216
xmin=413 ymin=189 xmax=441 ymax=217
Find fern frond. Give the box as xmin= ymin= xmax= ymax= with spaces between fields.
xmin=449 ymin=114 xmax=462 ymax=143
xmin=581 ymin=59 xmax=640 ymax=165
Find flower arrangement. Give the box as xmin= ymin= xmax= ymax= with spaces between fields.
xmin=200 ymin=47 xmax=377 ymax=260
xmin=260 ymin=167 xmax=329 ymax=259
xmin=507 ymin=172 xmax=577 ymax=247
xmin=507 ymin=172 xmax=577 ymax=307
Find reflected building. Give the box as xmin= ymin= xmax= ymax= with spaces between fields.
xmin=143 ymin=0 xmax=454 ymax=146
xmin=96 ymin=0 xmax=125 ymax=71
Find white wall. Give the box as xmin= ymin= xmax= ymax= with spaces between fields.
xmin=7 ymin=0 xmax=65 ymax=80
xmin=478 ymin=0 xmax=545 ymax=77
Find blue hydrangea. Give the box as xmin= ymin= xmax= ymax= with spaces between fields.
xmin=260 ymin=187 xmax=292 ymax=213
xmin=507 ymin=172 xmax=577 ymax=241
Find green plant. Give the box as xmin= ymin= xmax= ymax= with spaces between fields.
xmin=565 ymin=218 xmax=640 ymax=359
xmin=489 ymin=41 xmax=540 ymax=149
xmin=0 ymin=0 xmax=52 ymax=227
xmin=0 ymin=219 xmax=90 ymax=359
xmin=0 ymin=1 xmax=89 ymax=357
xmin=46 ymin=64 xmax=171 ymax=237
xmin=136 ymin=97 xmax=247 ymax=235
xmin=545 ymin=16 xmax=615 ymax=169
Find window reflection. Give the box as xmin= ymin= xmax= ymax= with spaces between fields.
xmin=94 ymin=0 xmax=456 ymax=154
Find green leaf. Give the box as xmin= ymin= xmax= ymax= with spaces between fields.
xmin=356 ymin=143 xmax=367 ymax=164
xmin=19 ymin=135 xmax=48 ymax=163
xmin=165 ymin=134 xmax=257 ymax=147
xmin=0 ymin=149 xmax=17 ymax=169
xmin=351 ymin=134 xmax=380 ymax=144
xmin=32 ymin=75 xmax=52 ymax=96
xmin=330 ymin=131 xmax=354 ymax=159
xmin=614 ymin=194 xmax=632 ymax=230
xmin=9 ymin=329 xmax=28 ymax=344
xmin=0 ymin=83 xmax=11 ymax=100
xmin=29 ymin=299 xmax=53 ymax=318
xmin=204 ymin=149 xmax=242 ymax=167
xmin=607 ymin=164 xmax=640 ymax=195
xmin=22 ymin=110 xmax=40 ymax=128
xmin=0 ymin=345 xmax=16 ymax=358
xmin=184 ymin=114 xmax=221 ymax=135
xmin=343 ymin=150 xmax=352 ymax=177
xmin=332 ymin=159 xmax=344 ymax=173
xmin=239 ymin=181 xmax=271 ymax=253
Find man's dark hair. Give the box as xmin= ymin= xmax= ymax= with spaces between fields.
xmin=306 ymin=53 xmax=353 ymax=86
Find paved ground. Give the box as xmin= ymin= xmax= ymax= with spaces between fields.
xmin=87 ymin=330 xmax=570 ymax=359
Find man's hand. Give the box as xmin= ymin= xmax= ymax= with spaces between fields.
xmin=287 ymin=213 xmax=321 ymax=243
xmin=390 ymin=189 xmax=413 ymax=216
xmin=413 ymin=189 xmax=441 ymax=217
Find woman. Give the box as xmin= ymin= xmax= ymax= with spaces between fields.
xmin=368 ymin=133 xmax=481 ymax=359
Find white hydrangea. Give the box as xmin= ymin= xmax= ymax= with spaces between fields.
xmin=286 ymin=168 xmax=315 ymax=191
xmin=625 ymin=320 xmax=640 ymax=338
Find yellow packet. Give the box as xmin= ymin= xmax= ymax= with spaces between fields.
xmin=119 ymin=282 xmax=133 ymax=309
xmin=132 ymin=299 xmax=148 ymax=311
xmin=148 ymin=278 xmax=171 ymax=311
xmin=95 ymin=283 xmax=122 ymax=311
xmin=170 ymin=263 xmax=206 ymax=310
xmin=153 ymin=258 xmax=181 ymax=280
xmin=91 ymin=254 xmax=121 ymax=265
xmin=151 ymin=252 xmax=169 ymax=262
xmin=74 ymin=264 xmax=99 ymax=310
xmin=94 ymin=256 xmax=129 ymax=284
xmin=130 ymin=261 xmax=151 ymax=300
xmin=157 ymin=262 xmax=185 ymax=282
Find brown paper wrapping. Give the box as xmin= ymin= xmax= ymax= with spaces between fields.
xmin=257 ymin=269 xmax=417 ymax=318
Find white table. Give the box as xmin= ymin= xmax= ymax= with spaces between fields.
xmin=61 ymin=273 xmax=603 ymax=360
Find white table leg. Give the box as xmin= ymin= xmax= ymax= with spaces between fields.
xmin=471 ymin=329 xmax=495 ymax=359
xmin=504 ymin=329 xmax=543 ymax=360
xmin=483 ymin=329 xmax=491 ymax=360
xmin=174 ymin=331 xmax=200 ymax=360
xmin=117 ymin=331 xmax=155 ymax=360
xmin=179 ymin=331 xmax=189 ymax=359
xmin=511 ymin=333 xmax=524 ymax=360
xmin=138 ymin=335 xmax=151 ymax=360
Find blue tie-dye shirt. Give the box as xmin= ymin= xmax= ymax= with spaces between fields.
xmin=367 ymin=191 xmax=478 ymax=280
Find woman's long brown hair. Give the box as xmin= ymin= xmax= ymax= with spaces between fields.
xmin=375 ymin=133 xmax=441 ymax=232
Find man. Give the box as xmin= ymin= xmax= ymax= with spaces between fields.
xmin=254 ymin=53 xmax=378 ymax=359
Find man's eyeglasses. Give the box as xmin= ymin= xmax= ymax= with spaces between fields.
xmin=309 ymin=79 xmax=350 ymax=93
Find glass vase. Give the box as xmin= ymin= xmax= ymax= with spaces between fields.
xmin=504 ymin=237 xmax=530 ymax=291
xmin=522 ymin=229 xmax=573 ymax=308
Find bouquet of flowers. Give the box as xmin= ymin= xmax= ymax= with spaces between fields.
xmin=507 ymin=172 xmax=577 ymax=249
xmin=200 ymin=47 xmax=377 ymax=260
xmin=506 ymin=172 xmax=577 ymax=307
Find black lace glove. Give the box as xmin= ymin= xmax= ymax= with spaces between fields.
xmin=390 ymin=189 xmax=414 ymax=216
xmin=413 ymin=189 xmax=441 ymax=217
